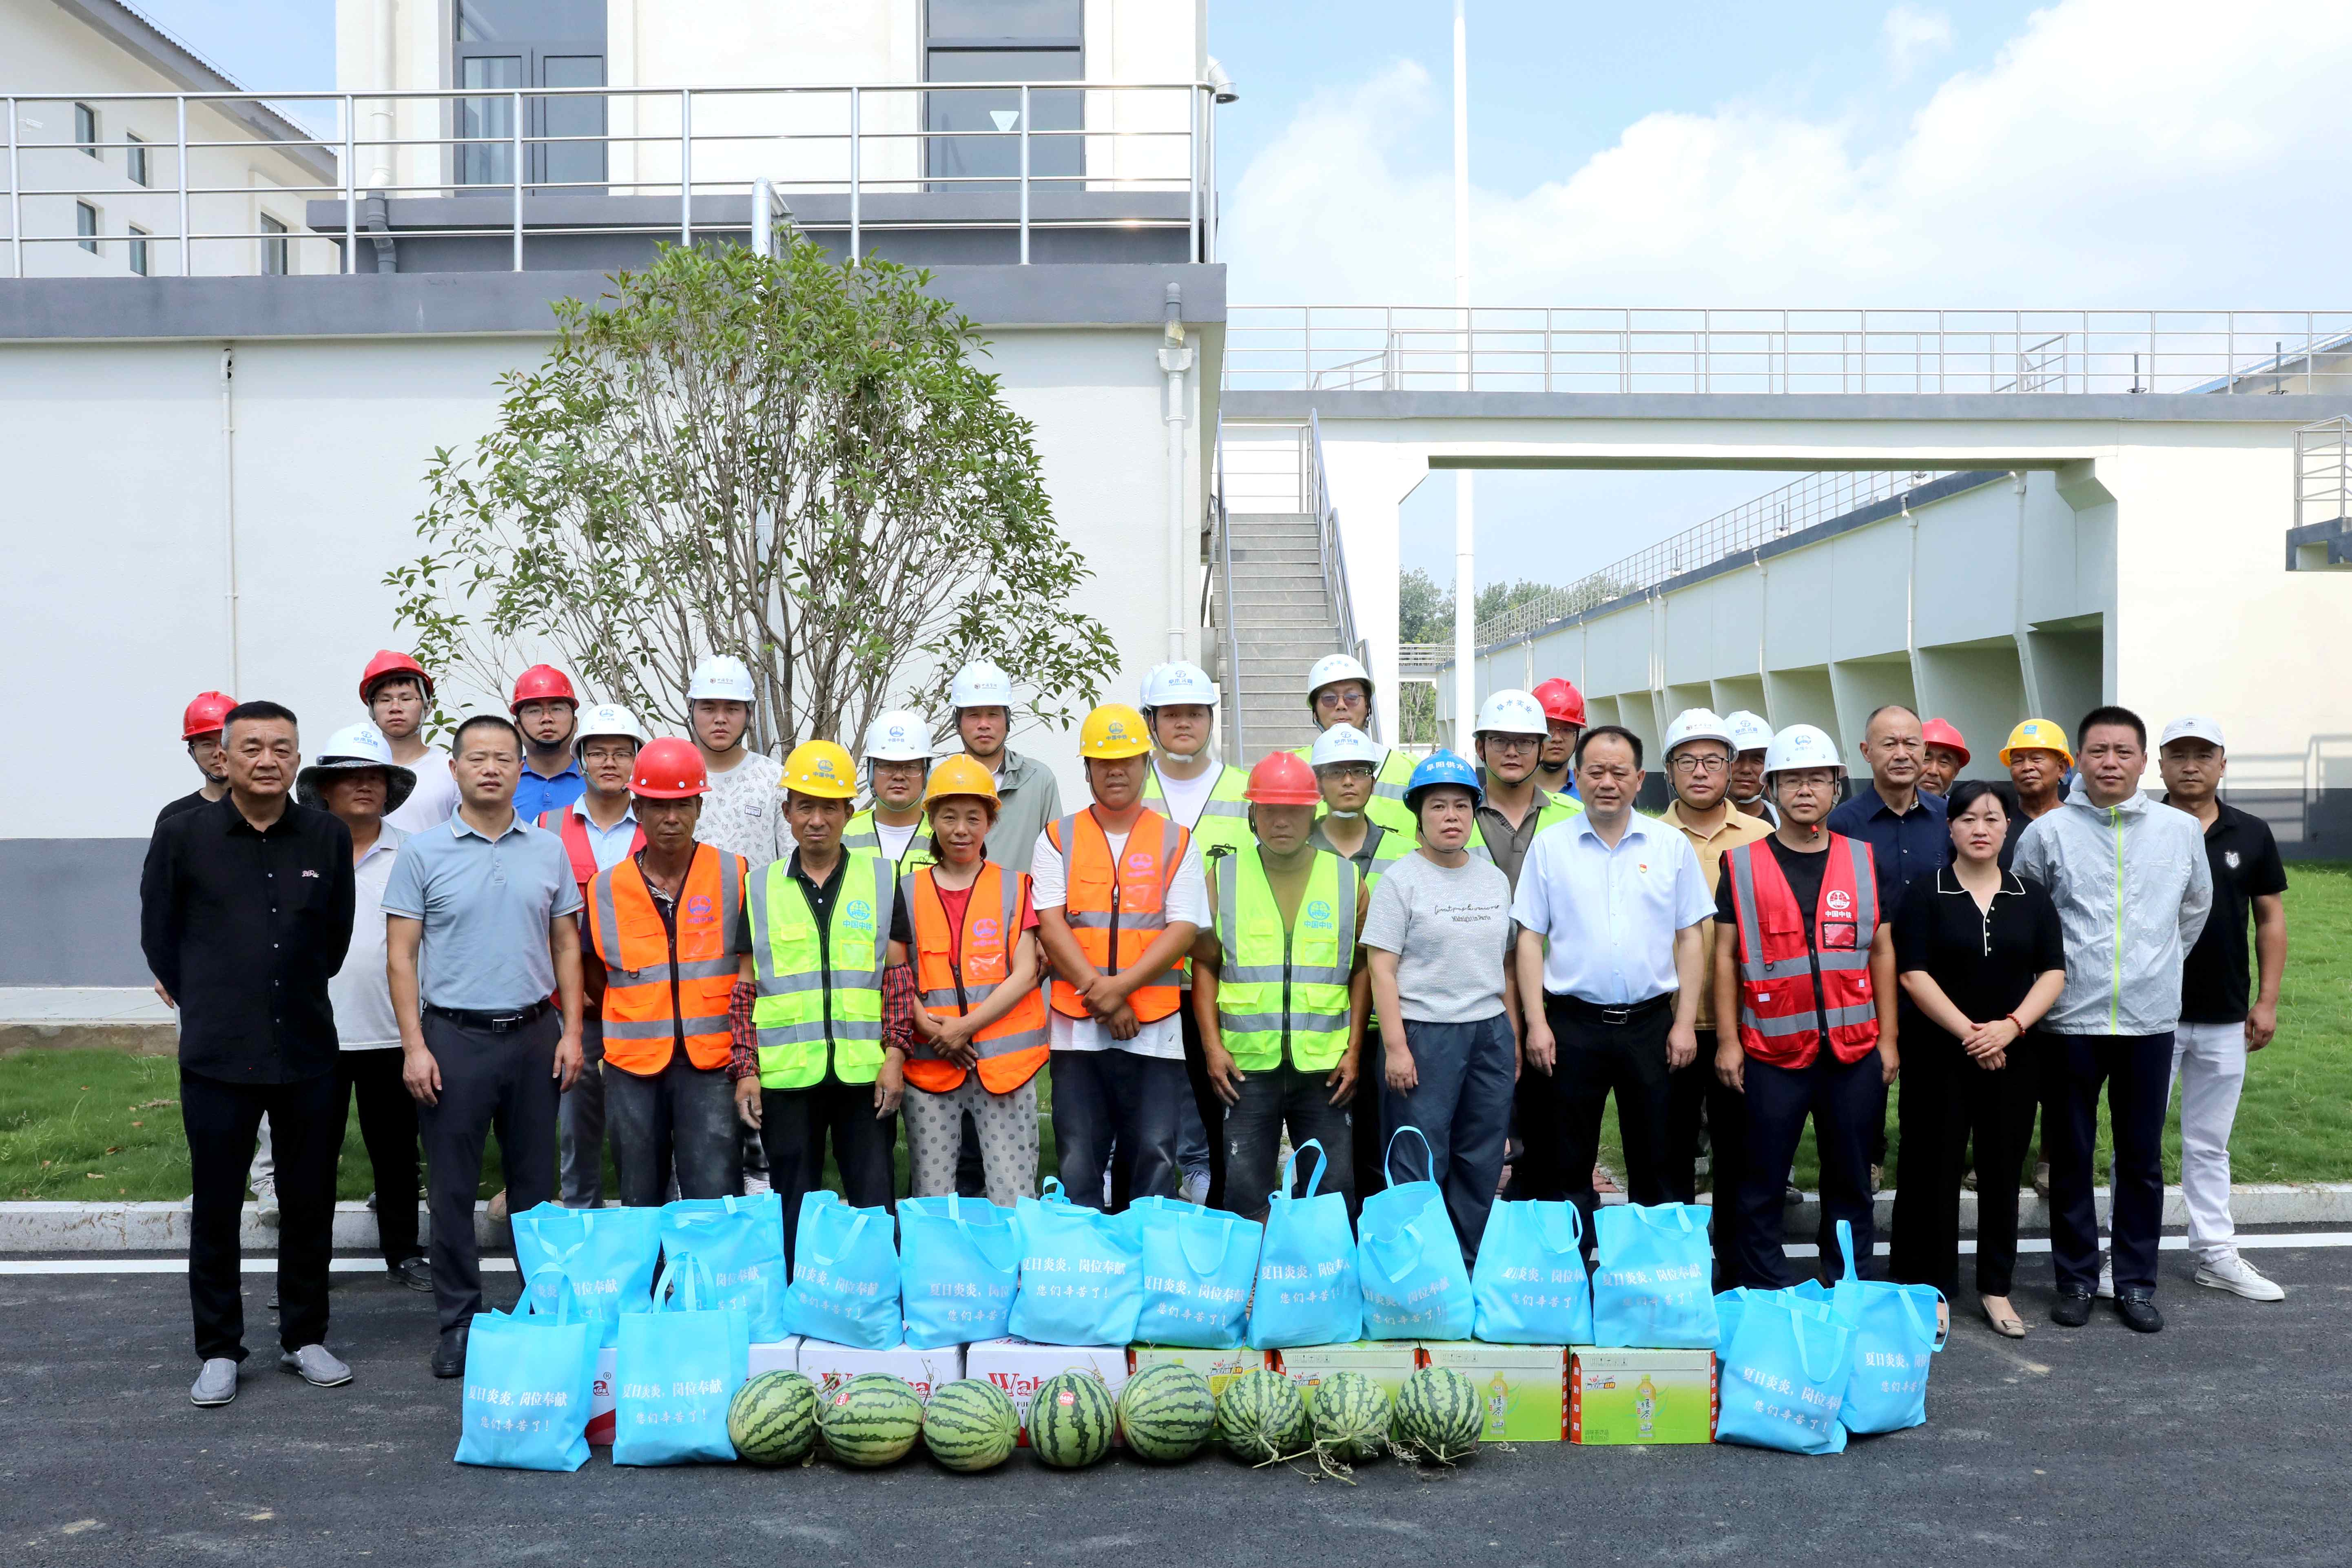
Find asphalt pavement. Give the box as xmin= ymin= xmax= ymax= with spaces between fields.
xmin=5 ymin=1236 xmax=2349 ymax=1568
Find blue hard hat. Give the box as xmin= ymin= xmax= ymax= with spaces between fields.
xmin=1404 ymin=748 xmax=1484 ymax=813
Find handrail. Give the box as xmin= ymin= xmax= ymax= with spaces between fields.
xmin=2297 ymin=417 xmax=2352 ymax=530
xmin=1211 ymin=417 xmax=1245 ymax=758
xmin=1307 ymin=408 xmax=1374 ymax=740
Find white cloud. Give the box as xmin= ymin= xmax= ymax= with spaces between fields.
xmin=1223 ymin=0 xmax=2352 ymax=307
xmin=1882 ymin=5 xmax=1954 ymax=78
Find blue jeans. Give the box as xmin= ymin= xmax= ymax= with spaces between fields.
xmin=604 ymin=1048 xmax=742 ymax=1208
xmin=1380 ymin=1014 xmax=1516 ymax=1266
xmin=1049 ymin=1049 xmax=1186 ymax=1213
xmin=1223 ymin=1061 xmax=1355 ymax=1225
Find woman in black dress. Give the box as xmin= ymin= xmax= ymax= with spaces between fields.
xmin=1888 ymin=780 xmax=2066 ymax=1336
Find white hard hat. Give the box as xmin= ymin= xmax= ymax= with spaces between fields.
xmin=1723 ymin=710 xmax=1775 ymax=753
xmin=1304 ymin=652 xmax=1374 ymax=702
xmin=1663 ymin=707 xmax=1736 ymax=758
xmin=1139 ymin=660 xmax=1219 ymax=711
xmin=1763 ymin=724 xmax=1845 ymax=779
xmin=572 ymin=703 xmax=647 ymax=755
xmin=862 ymin=708 xmax=934 ymax=763
xmin=1474 ymin=689 xmax=1546 ymax=738
xmin=297 ymin=722 xmax=416 ymax=811
xmin=949 ymin=659 xmax=1014 ymax=711
xmin=687 ymin=655 xmax=756 ymax=704
xmin=1310 ymin=723 xmax=1386 ymax=771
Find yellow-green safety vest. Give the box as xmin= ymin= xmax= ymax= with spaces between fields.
xmin=1143 ymin=761 xmax=1254 ymax=861
xmin=747 ymin=853 xmax=893 ymax=1089
xmin=1211 ymin=846 xmax=1358 ymax=1074
xmin=1468 ymin=790 xmax=1584 ymax=870
xmin=842 ymin=808 xmax=937 ymax=875
xmin=1316 ymin=819 xmax=1413 ymax=892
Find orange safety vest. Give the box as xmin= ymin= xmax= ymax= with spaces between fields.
xmin=585 ymin=845 xmax=745 ymax=1074
xmin=538 ymin=805 xmax=646 ymax=897
xmin=1722 ymin=834 xmax=1881 ymax=1070
xmin=900 ymin=862 xmax=1049 ymax=1095
xmin=1043 ymin=807 xmax=1190 ymax=1025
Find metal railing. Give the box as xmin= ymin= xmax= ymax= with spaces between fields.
xmin=1225 ymin=307 xmax=2352 ymax=394
xmin=2297 ymin=417 xmax=2352 ymax=529
xmin=1306 ymin=409 xmax=1375 ymax=739
xmin=3 ymin=80 xmax=1220 ymax=277
xmin=1473 ymin=468 xmax=1953 ymax=649
xmin=1209 ymin=417 xmax=1246 ymax=757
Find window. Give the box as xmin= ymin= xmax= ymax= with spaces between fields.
xmin=924 ymin=0 xmax=1083 ymax=193
xmin=128 ymin=225 xmax=150 ymax=276
xmin=76 ymin=201 xmax=99 ymax=254
xmin=454 ymin=0 xmax=608 ymax=191
xmin=75 ymin=102 xmax=99 ymax=158
xmin=261 ymin=213 xmax=288 ymax=275
xmin=126 ymin=132 xmax=148 ymax=186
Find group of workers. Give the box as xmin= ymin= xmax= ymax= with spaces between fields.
xmin=141 ymin=643 xmax=2289 ymax=1409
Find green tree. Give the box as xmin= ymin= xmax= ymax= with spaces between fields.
xmin=390 ymin=237 xmax=1116 ymax=752
xmin=1397 ymin=568 xmax=1561 ymax=642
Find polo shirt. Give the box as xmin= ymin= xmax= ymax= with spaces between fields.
xmin=571 ymin=795 xmax=642 ymax=874
xmin=381 ymin=811 xmax=581 ymax=1012
xmin=154 ymin=788 xmax=219 ymax=832
xmin=1826 ymin=784 xmax=1949 ymax=913
xmin=1656 ymin=799 xmax=1772 ymax=1030
xmin=513 ymin=758 xmax=587 ymax=822
xmin=2168 ymin=797 xmax=2288 ymax=1024
xmin=1474 ymin=784 xmax=1564 ymax=893
xmin=1510 ymin=811 xmax=1713 ymax=1004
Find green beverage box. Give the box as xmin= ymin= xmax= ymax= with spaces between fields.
xmin=1273 ymin=1340 xmax=1420 ymax=1404
xmin=1416 ymin=1342 xmax=1566 ymax=1442
xmin=1127 ymin=1345 xmax=1271 ymax=1399
xmin=1568 ymin=1347 xmax=1717 ymax=1445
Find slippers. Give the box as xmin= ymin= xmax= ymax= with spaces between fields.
xmin=1981 ymin=1300 xmax=2028 ymax=1338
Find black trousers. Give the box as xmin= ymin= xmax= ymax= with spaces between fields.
xmin=2049 ymin=1032 xmax=2174 ymax=1295
xmin=760 ymin=1077 xmax=896 ymax=1270
xmin=338 ymin=1048 xmax=421 ymax=1267
xmin=182 ymin=1066 xmax=342 ymax=1362
xmin=1889 ymin=1032 xmax=2043 ymax=1297
xmin=1177 ymin=1006 xmax=1230 ymax=1210
xmin=415 ymin=1009 xmax=560 ymax=1335
xmin=1539 ymin=994 xmax=1675 ymax=1250
xmin=1665 ymin=1028 xmax=1747 ymax=1289
xmin=1735 ymin=1049 xmax=1884 ymax=1289
xmin=1049 ymin=1048 xmax=1186 ymax=1214
xmin=1504 ymin=1047 xmax=1568 ymax=1203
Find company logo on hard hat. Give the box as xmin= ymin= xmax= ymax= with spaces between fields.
xmin=1825 ymin=889 xmax=1854 ymax=915
xmin=1106 ymin=720 xmax=1131 ymax=740
xmin=813 ymin=758 xmax=840 ymax=780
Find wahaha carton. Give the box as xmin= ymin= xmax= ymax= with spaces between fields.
xmin=795 ymin=1338 xmax=962 ymax=1402
xmin=965 ymin=1337 xmax=1129 ymax=1444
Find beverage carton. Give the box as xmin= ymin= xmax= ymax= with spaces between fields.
xmin=1568 ymin=1347 xmax=1717 ymax=1445
xmin=965 ymin=1337 xmax=1129 ymax=1444
xmin=588 ymin=1345 xmax=617 ymax=1445
xmin=1273 ymin=1340 xmax=1420 ymax=1404
xmin=748 ymin=1337 xmax=804 ymax=1378
xmin=795 ymin=1338 xmax=962 ymax=1403
xmin=1417 ymin=1342 xmax=1565 ymax=1442
xmin=1128 ymin=1344 xmax=1271 ymax=1398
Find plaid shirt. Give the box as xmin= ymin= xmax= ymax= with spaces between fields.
xmin=727 ymin=969 xmax=917 ymax=1081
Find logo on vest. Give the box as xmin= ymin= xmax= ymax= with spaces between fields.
xmin=1304 ymin=899 xmax=1334 ymax=929
xmin=971 ymin=917 xmax=1001 ymax=945
xmin=1125 ymin=850 xmax=1157 ymax=873
xmin=686 ymin=894 xmax=714 ymax=924
xmin=844 ymin=897 xmax=876 ymax=934
xmin=1825 ymin=888 xmax=1854 ymax=915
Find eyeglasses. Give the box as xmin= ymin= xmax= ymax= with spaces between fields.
xmin=1670 ymin=755 xmax=1727 ymax=775
xmin=1318 ymin=763 xmax=1375 ymax=780
xmin=1485 ymin=735 xmax=1541 ymax=754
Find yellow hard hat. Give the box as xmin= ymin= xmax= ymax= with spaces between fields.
xmin=780 ymin=738 xmax=858 ymax=800
xmin=922 ymin=754 xmax=1000 ymax=812
xmin=1999 ymin=719 xmax=2074 ymax=768
xmin=1079 ymin=703 xmax=1153 ymax=761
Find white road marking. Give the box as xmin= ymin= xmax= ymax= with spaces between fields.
xmin=0 ymin=1257 xmax=518 ymax=1275
xmin=1783 ymin=1232 xmax=2352 ymax=1258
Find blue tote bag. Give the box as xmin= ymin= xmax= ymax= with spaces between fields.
xmin=1127 ymin=1195 xmax=1261 ymax=1349
xmin=613 ymin=1254 xmax=752 ymax=1466
xmin=1471 ymin=1200 xmax=1593 ymax=1345
xmin=899 ymin=1194 xmax=1020 ymax=1350
xmin=1246 ymin=1140 xmax=1363 ymax=1351
xmin=454 ymin=1272 xmax=599 ymax=1473
xmin=1356 ymin=1128 xmax=1474 ymax=1341
xmin=1714 ymin=1289 xmax=1855 ymax=1456
xmin=512 ymin=1202 xmax=659 ymax=1349
xmin=1590 ymin=1202 xmax=1720 ymax=1349
xmin=1009 ymin=1178 xmax=1144 ymax=1347
xmin=1797 ymin=1221 xmax=1947 ymax=1434
xmin=781 ymin=1191 xmax=904 ymax=1350
xmin=658 ymin=1194 xmax=788 ymax=1342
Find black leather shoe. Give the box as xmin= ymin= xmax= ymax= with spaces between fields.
xmin=390 ymin=1256 xmax=433 ymax=1293
xmin=2051 ymin=1287 xmax=2095 ymax=1327
xmin=430 ymin=1323 xmax=470 ymax=1379
xmin=2114 ymin=1286 xmax=2164 ymax=1333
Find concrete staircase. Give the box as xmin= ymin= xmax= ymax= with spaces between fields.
xmin=1208 ymin=511 xmax=1344 ymax=759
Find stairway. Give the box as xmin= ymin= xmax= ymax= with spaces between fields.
xmin=1208 ymin=511 xmax=1344 ymax=760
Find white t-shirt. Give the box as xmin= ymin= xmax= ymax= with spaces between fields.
xmin=1149 ymin=760 xmax=1220 ymax=833
xmin=330 ymin=826 xmax=407 ymax=1050
xmin=695 ymin=749 xmax=786 ymax=869
xmin=383 ymin=745 xmax=459 ymax=835
xmin=874 ymin=819 xmax=920 ymax=863
xmin=1030 ymin=822 xmax=1209 ymax=1060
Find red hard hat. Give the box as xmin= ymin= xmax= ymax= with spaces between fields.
xmin=182 ymin=690 xmax=235 ymax=740
xmin=1533 ymin=677 xmax=1587 ymax=728
xmin=359 ymin=649 xmax=434 ymax=704
xmin=509 ymin=664 xmax=578 ymax=712
xmin=1245 ymin=751 xmax=1321 ymax=806
xmin=629 ymin=737 xmax=709 ymax=799
xmin=1921 ymin=718 xmax=1970 ymax=766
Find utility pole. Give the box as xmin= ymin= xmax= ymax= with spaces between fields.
xmin=1451 ymin=0 xmax=1475 ymax=746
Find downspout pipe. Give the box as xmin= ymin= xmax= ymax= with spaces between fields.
xmin=1159 ymin=282 xmax=1195 ymax=665
xmin=220 ymin=345 xmax=241 ymax=693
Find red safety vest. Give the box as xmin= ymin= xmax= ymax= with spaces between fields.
xmin=1721 ymin=834 xmax=1881 ymax=1069
xmin=539 ymin=805 xmax=646 ymax=897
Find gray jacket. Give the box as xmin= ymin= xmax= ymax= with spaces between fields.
xmin=983 ymin=746 xmax=1065 ymax=875
xmin=2012 ymin=783 xmax=2213 ymax=1036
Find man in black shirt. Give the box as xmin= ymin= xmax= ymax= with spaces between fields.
xmin=141 ymin=700 xmax=357 ymax=1408
xmin=156 ymin=691 xmax=237 ymax=829
xmin=2158 ymin=718 xmax=2289 ymax=1302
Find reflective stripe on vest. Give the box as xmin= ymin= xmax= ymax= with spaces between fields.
xmin=586 ymin=846 xmax=743 ymax=1073
xmin=1212 ymin=846 xmax=1356 ymax=1073
xmin=747 ymin=853 xmax=893 ymax=1088
xmin=1045 ymin=808 xmax=1191 ymax=1024
xmin=842 ymin=810 xmax=938 ymax=875
xmin=540 ymin=806 xmax=645 ymax=895
xmin=1143 ymin=762 xmax=1255 ymax=862
xmin=1725 ymin=834 xmax=1880 ymax=1070
xmin=901 ymin=861 xmax=1048 ymax=1095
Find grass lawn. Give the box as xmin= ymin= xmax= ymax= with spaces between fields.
xmin=7 ymin=864 xmax=2347 ymax=1203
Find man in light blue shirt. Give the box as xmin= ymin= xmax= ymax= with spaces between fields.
xmin=1511 ymin=725 xmax=1714 ymax=1249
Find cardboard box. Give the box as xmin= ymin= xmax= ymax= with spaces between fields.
xmin=1128 ymin=1344 xmax=1271 ymax=1399
xmin=749 ymin=1338 xmax=804 ymax=1378
xmin=965 ymin=1338 xmax=1129 ymax=1445
xmin=1568 ymin=1347 xmax=1717 ymax=1445
xmin=1273 ymin=1340 xmax=1420 ymax=1405
xmin=591 ymin=1339 xmax=802 ymax=1445
xmin=796 ymin=1339 xmax=962 ymax=1402
xmin=1418 ymin=1342 xmax=1566 ymax=1443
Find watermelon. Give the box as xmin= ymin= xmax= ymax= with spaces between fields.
xmin=1215 ymin=1369 xmax=1309 ymax=1464
xmin=1028 ymin=1370 xmax=1116 ymax=1470
xmin=922 ymin=1379 xmax=1019 ymax=1474
xmin=1394 ymin=1366 xmax=1481 ymax=1464
xmin=1118 ymin=1362 xmax=1215 ymax=1464
xmin=728 ymin=1370 xmax=820 ymax=1466
xmin=1307 ymin=1370 xmax=1392 ymax=1463
xmin=818 ymin=1373 xmax=924 ymax=1468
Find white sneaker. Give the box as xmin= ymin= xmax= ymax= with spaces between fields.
xmin=741 ymin=1172 xmax=773 ymax=1196
xmin=2095 ymin=1259 xmax=2114 ymax=1299
xmin=2195 ymin=1253 xmax=2286 ymax=1302
xmin=1177 ymin=1170 xmax=1210 ymax=1208
xmin=252 ymin=1186 xmax=280 ymax=1228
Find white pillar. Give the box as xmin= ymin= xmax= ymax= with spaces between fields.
xmin=1450 ymin=0 xmax=1475 ymax=744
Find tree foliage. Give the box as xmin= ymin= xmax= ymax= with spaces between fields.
xmin=390 ymin=237 xmax=1117 ymax=752
xmin=1397 ymin=569 xmax=1565 ymax=642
